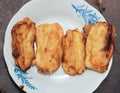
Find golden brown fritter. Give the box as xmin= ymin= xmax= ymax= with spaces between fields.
xmin=84 ymin=22 xmax=115 ymax=72
xmin=62 ymin=29 xmax=86 ymax=75
xmin=11 ymin=17 xmax=36 ymax=71
xmin=35 ymin=23 xmax=64 ymax=74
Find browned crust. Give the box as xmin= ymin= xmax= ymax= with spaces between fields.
xmin=84 ymin=22 xmax=115 ymax=72
xmin=35 ymin=23 xmax=64 ymax=74
xmin=83 ymin=24 xmax=93 ymax=40
xmin=62 ymin=28 xmax=86 ymax=75
xmin=11 ymin=17 xmax=36 ymax=71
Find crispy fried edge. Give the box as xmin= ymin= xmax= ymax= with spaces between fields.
xmin=11 ymin=17 xmax=36 ymax=71
xmin=84 ymin=22 xmax=115 ymax=72
xmin=62 ymin=28 xmax=86 ymax=75
xmin=35 ymin=23 xmax=64 ymax=74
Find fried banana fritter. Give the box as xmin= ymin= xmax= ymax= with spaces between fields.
xmin=84 ymin=22 xmax=115 ymax=72
xmin=62 ymin=29 xmax=86 ymax=75
xmin=35 ymin=23 xmax=64 ymax=74
xmin=11 ymin=17 xmax=36 ymax=71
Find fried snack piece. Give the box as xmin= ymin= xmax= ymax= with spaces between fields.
xmin=84 ymin=22 xmax=115 ymax=72
xmin=62 ymin=29 xmax=86 ymax=75
xmin=35 ymin=23 xmax=64 ymax=74
xmin=11 ymin=17 xmax=36 ymax=71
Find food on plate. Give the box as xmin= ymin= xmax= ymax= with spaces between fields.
xmin=11 ymin=16 xmax=115 ymax=75
xmin=35 ymin=23 xmax=64 ymax=74
xmin=11 ymin=17 xmax=36 ymax=71
xmin=62 ymin=28 xmax=86 ymax=75
xmin=83 ymin=22 xmax=115 ymax=72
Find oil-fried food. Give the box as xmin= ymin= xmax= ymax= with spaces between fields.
xmin=35 ymin=23 xmax=64 ymax=74
xmin=84 ymin=22 xmax=115 ymax=72
xmin=62 ymin=29 xmax=86 ymax=75
xmin=11 ymin=17 xmax=36 ymax=71
xmin=83 ymin=24 xmax=93 ymax=40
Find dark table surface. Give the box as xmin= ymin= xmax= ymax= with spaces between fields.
xmin=0 ymin=0 xmax=120 ymax=93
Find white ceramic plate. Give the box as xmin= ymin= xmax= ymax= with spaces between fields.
xmin=4 ymin=0 xmax=112 ymax=93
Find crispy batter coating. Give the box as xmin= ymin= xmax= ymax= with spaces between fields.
xmin=35 ymin=23 xmax=64 ymax=74
xmin=62 ymin=29 xmax=86 ymax=75
xmin=11 ymin=17 xmax=36 ymax=71
xmin=84 ymin=22 xmax=115 ymax=72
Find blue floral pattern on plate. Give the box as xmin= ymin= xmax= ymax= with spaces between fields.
xmin=71 ymin=4 xmax=101 ymax=24
xmin=14 ymin=65 xmax=37 ymax=90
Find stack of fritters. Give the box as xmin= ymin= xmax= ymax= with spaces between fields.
xmin=11 ymin=17 xmax=115 ymax=75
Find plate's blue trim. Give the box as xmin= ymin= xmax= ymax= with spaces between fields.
xmin=71 ymin=4 xmax=101 ymax=24
xmin=14 ymin=65 xmax=37 ymax=90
